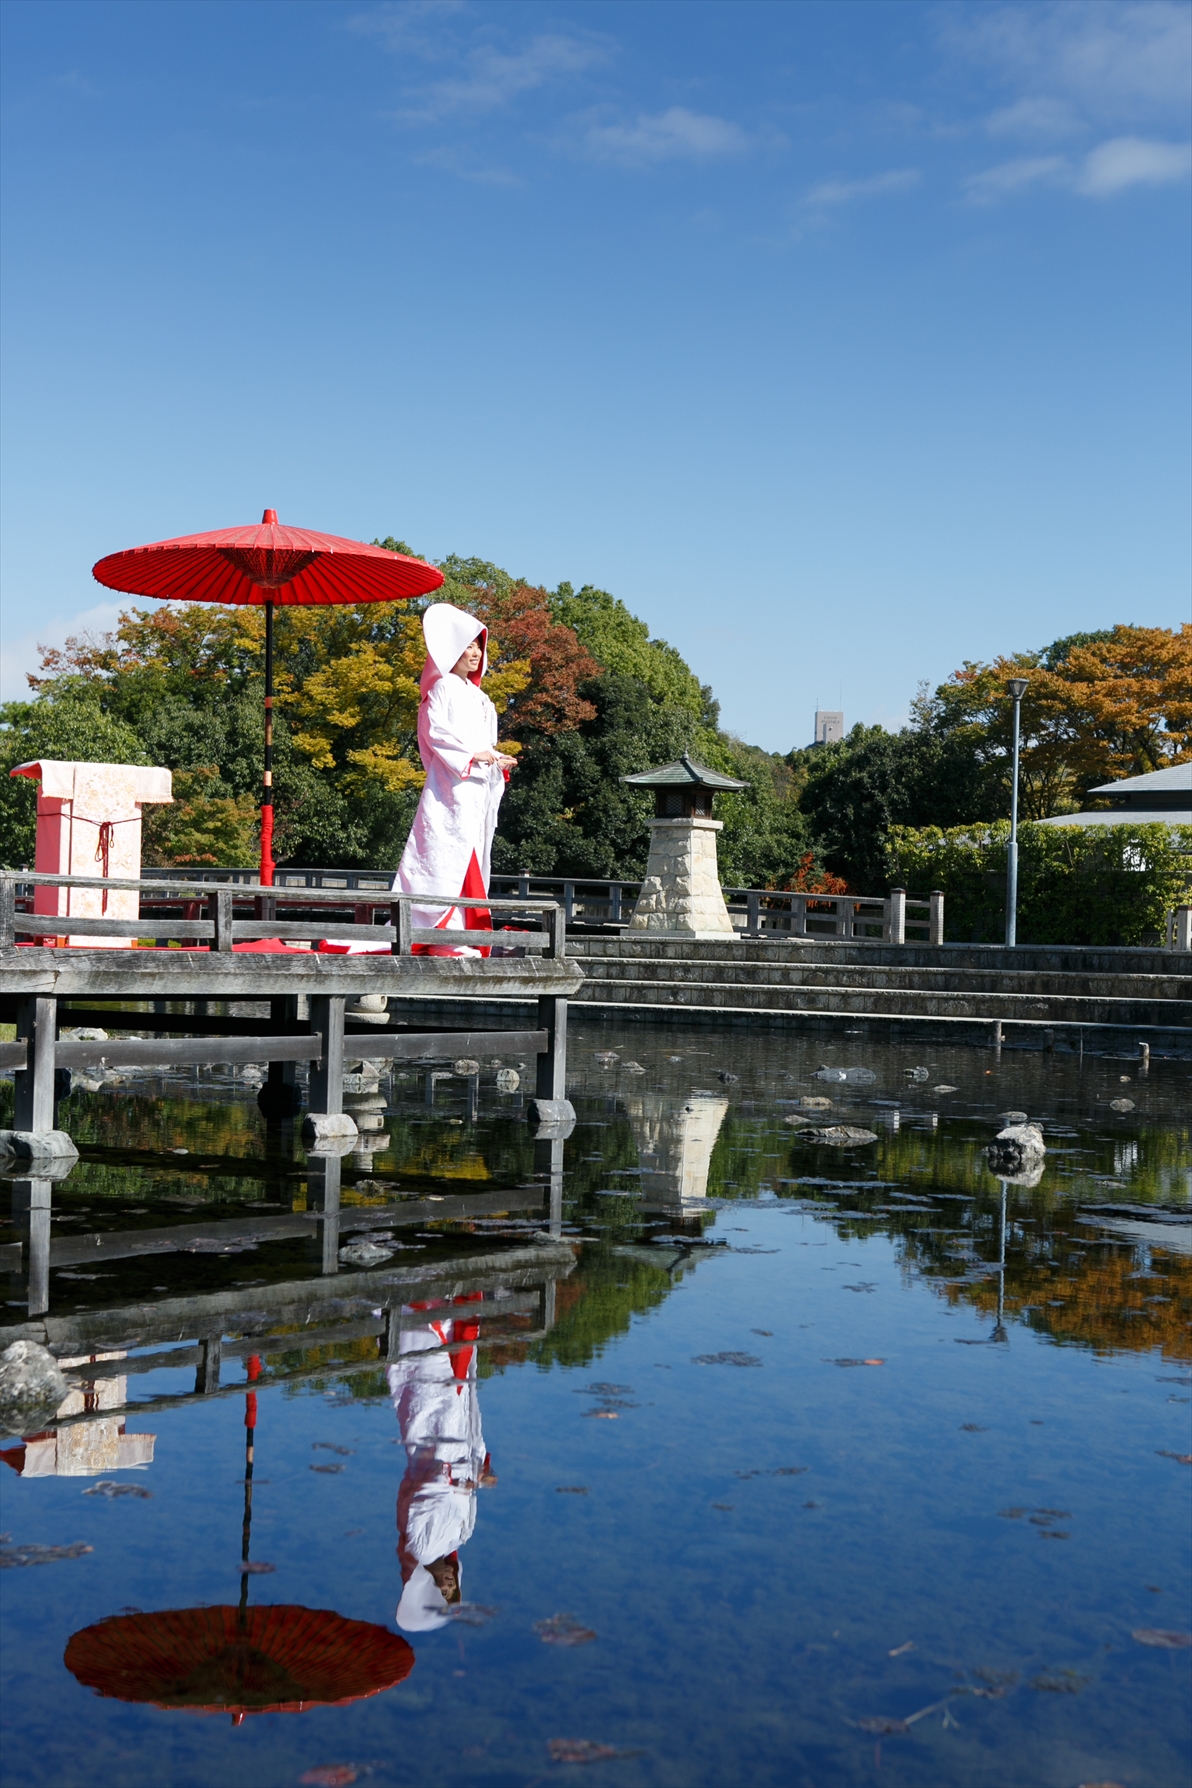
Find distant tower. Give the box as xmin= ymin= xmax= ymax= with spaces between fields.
xmin=813 ymin=709 xmax=844 ymax=746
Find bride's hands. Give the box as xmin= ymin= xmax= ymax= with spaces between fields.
xmin=474 ymin=748 xmax=517 ymax=770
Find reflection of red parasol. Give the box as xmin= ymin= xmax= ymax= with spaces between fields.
xmin=64 ymin=1602 xmax=414 ymax=1719
xmin=93 ymin=512 xmax=444 ymax=883
xmin=64 ymin=1354 xmax=414 ymax=1723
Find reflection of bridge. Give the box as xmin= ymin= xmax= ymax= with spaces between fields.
xmin=1 ymin=1241 xmax=574 ymax=1445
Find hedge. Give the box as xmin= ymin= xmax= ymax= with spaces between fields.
xmin=886 ymin=820 xmax=1192 ymax=946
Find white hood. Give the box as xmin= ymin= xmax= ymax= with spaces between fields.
xmin=396 ymin=1561 xmax=455 ymax=1633
xmin=422 ymin=603 xmax=488 ymax=689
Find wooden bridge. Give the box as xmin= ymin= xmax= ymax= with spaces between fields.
xmin=0 ymin=869 xmax=582 ymax=1161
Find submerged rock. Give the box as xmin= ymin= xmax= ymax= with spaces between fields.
xmin=0 ymin=1341 xmax=69 ymax=1436
xmin=787 ymin=1122 xmax=878 ymax=1146
xmin=814 ymin=1066 xmax=876 ymax=1085
xmin=987 ymin=1122 xmax=1046 ymax=1175
xmin=338 ymin=1240 xmax=396 ymax=1267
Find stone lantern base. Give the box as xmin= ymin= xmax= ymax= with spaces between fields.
xmin=627 ymin=817 xmax=739 ymax=941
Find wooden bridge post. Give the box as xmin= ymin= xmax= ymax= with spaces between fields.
xmin=195 ymin=1336 xmax=222 ymax=1394
xmin=303 ymin=995 xmax=356 ymax=1143
xmin=11 ymin=1177 xmax=51 ymax=1317
xmin=535 ymin=996 xmax=568 ymax=1103
xmin=306 ymin=1151 xmax=342 ymax=1274
xmin=13 ymin=996 xmax=57 ymax=1134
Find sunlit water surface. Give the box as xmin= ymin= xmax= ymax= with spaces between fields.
xmin=2 ymin=1023 xmax=1189 ymax=1788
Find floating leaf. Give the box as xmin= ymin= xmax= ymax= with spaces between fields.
xmin=555 ymin=1486 xmax=589 ymax=1495
xmin=0 ymin=1540 xmax=93 ymax=1568
xmin=447 ymin=1603 xmax=499 ymax=1627
xmin=535 ymin=1612 xmax=596 ymax=1646
xmin=547 ymin=1738 xmax=620 ymax=1764
xmin=1029 ymin=1670 xmax=1087 ymax=1693
xmin=82 ymin=1480 xmax=151 ymax=1499
xmin=313 ymin=1444 xmax=355 ymax=1456
xmin=237 ymin=1560 xmax=275 ymax=1574
xmin=299 ymin=1769 xmax=358 ymax=1787
xmin=692 ymin=1352 xmax=762 ymax=1367
xmin=310 ymin=1463 xmax=345 ymax=1474
xmin=1132 ymin=1629 xmax=1192 ymax=1649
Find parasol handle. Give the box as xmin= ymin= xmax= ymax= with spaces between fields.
xmin=260 ymin=599 xmax=275 ymax=886
xmin=239 ymin=1355 xmax=262 ymax=1624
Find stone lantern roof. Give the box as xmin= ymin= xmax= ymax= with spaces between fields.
xmin=621 ymin=752 xmax=749 ymax=792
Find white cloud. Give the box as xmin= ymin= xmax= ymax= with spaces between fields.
xmin=803 ymin=168 xmax=921 ymax=207
xmin=579 ymin=106 xmax=751 ymax=168
xmin=964 ymin=154 xmax=1069 ymax=202
xmin=965 ymin=135 xmax=1191 ymax=202
xmin=418 ymin=34 xmax=607 ymax=118
xmin=1076 ymin=135 xmax=1192 ymax=194
xmin=948 ymin=1 xmax=1192 ymax=123
xmin=416 ymin=144 xmax=522 ymax=186
xmin=348 ymin=1 xmax=469 ymax=60
xmin=984 ymin=95 xmax=1082 ymax=139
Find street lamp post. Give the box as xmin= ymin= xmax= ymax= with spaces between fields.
xmin=1004 ymin=677 xmax=1029 ymax=947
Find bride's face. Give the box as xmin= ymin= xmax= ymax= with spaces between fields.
xmin=451 ymin=639 xmax=483 ymax=678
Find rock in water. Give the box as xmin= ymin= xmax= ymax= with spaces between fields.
xmin=987 ymin=1122 xmax=1046 ymax=1174
xmin=453 ymin=1058 xmax=481 ymax=1076
xmin=814 ymin=1066 xmax=877 ymax=1085
xmin=495 ymin=1068 xmax=520 ymax=1093
xmin=338 ymin=1240 xmax=396 ymax=1267
xmin=787 ymin=1123 xmax=878 ymax=1146
xmin=0 ymin=1341 xmax=69 ymax=1436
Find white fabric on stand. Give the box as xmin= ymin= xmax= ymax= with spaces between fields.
xmin=393 ymin=603 xmax=507 ymax=942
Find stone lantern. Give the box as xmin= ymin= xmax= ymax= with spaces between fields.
xmin=621 ymin=752 xmax=748 ymax=941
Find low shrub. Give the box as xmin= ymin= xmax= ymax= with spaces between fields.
xmin=886 ymin=820 xmax=1192 ymax=946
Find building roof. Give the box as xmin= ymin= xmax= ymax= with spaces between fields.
xmin=621 ymin=752 xmax=749 ymax=792
xmin=1089 ymin=764 xmax=1192 ymax=797
xmin=1037 ymin=809 xmax=1192 ymax=829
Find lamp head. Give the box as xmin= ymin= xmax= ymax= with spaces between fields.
xmin=1007 ymin=677 xmax=1029 ymax=702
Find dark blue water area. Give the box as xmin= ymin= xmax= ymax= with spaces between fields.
xmin=2 ymin=1028 xmax=1190 ymax=1786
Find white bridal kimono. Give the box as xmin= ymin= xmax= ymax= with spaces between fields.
xmin=394 ymin=603 xmax=507 ymax=949
xmin=388 ymin=1300 xmax=490 ymax=1633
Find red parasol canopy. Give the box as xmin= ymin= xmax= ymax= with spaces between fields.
xmin=92 ymin=511 xmax=444 ymax=882
xmin=64 ymin=1604 xmax=415 ymax=1718
xmin=92 ymin=512 xmax=443 ymax=609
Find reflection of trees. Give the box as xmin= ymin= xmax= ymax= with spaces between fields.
xmin=937 ymin=1238 xmax=1191 ymax=1361
xmin=487 ymin=1247 xmax=699 ymax=1376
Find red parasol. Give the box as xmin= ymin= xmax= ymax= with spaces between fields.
xmin=93 ymin=511 xmax=444 ymax=883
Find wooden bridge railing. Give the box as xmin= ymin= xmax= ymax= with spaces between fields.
xmin=0 ymin=872 xmax=566 ymax=957
xmin=137 ymin=866 xmax=946 ymax=944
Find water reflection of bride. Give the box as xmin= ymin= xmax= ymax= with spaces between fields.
xmin=389 ymin=1295 xmax=497 ymax=1634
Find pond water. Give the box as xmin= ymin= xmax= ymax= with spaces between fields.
xmin=2 ymin=1022 xmax=1189 ymax=1788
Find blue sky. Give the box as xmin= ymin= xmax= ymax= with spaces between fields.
xmin=1 ymin=1 xmax=1188 ymax=751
